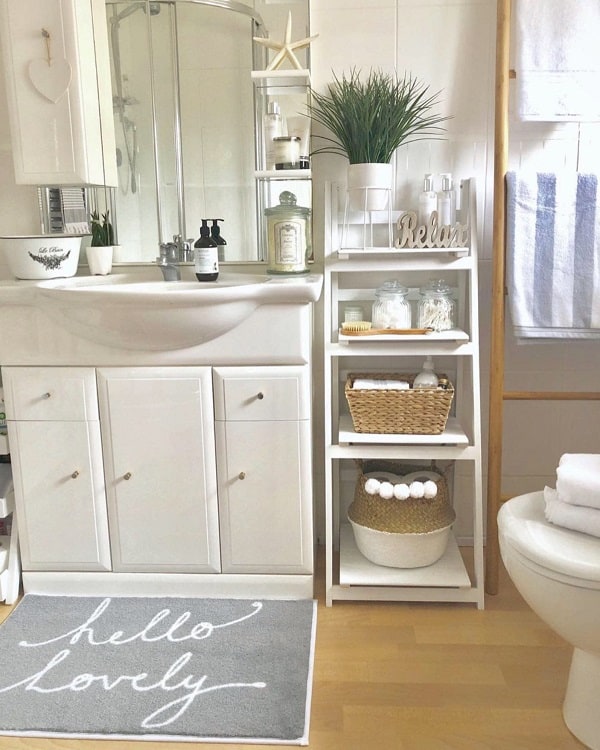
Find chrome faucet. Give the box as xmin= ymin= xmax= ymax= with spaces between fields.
xmin=156 ymin=235 xmax=193 ymax=281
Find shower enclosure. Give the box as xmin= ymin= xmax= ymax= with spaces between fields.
xmin=105 ymin=0 xmax=268 ymax=263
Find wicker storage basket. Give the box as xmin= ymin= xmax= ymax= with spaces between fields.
xmin=345 ymin=373 xmax=454 ymax=434
xmin=348 ymin=461 xmax=456 ymax=568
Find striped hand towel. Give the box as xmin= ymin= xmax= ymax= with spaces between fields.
xmin=506 ymin=171 xmax=600 ymax=339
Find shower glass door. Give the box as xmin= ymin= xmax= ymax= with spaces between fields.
xmin=106 ymin=0 xmax=259 ymax=262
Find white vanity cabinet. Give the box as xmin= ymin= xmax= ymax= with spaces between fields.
xmin=2 ymin=367 xmax=111 ymax=572
xmin=213 ymin=366 xmax=313 ymax=575
xmin=1 ymin=361 xmax=315 ymax=598
xmin=97 ymin=368 xmax=220 ymax=574
xmin=0 ymin=0 xmax=117 ymax=186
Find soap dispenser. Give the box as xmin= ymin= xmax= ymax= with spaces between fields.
xmin=418 ymin=173 xmax=437 ymax=227
xmin=413 ymin=356 xmax=439 ymax=389
xmin=194 ymin=220 xmax=219 ymax=281
xmin=211 ymin=219 xmax=227 ymax=262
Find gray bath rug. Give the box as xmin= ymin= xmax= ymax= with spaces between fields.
xmin=0 ymin=595 xmax=317 ymax=745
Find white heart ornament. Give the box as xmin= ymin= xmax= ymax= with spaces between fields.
xmin=28 ymin=57 xmax=72 ymax=103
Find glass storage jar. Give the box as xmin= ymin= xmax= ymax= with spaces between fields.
xmin=417 ymin=279 xmax=456 ymax=331
xmin=371 ymin=280 xmax=411 ymax=329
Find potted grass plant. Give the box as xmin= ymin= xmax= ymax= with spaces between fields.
xmin=87 ymin=210 xmax=116 ymax=274
xmin=308 ymin=68 xmax=449 ymax=209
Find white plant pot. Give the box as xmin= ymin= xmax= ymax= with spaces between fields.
xmin=86 ymin=245 xmax=114 ymax=275
xmin=347 ymin=162 xmax=393 ymax=211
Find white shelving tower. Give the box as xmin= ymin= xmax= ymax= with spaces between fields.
xmin=323 ymin=178 xmax=485 ymax=609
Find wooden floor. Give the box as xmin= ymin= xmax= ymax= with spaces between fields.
xmin=0 ymin=549 xmax=586 ymax=750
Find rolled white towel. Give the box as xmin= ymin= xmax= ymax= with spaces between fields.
xmin=556 ymin=453 xmax=600 ymax=509
xmin=382 ymin=380 xmax=410 ymax=390
xmin=544 ymin=486 xmax=600 ymax=538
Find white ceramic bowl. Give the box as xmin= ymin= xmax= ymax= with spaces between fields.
xmin=349 ymin=518 xmax=453 ymax=568
xmin=0 ymin=235 xmax=83 ymax=279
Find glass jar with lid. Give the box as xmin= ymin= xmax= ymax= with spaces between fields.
xmin=371 ymin=280 xmax=411 ymax=329
xmin=265 ymin=190 xmax=311 ymax=275
xmin=417 ymin=279 xmax=456 ymax=331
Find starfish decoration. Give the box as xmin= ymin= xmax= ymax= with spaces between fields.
xmin=253 ymin=12 xmax=318 ymax=72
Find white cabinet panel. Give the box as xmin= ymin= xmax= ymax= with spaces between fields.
xmin=97 ymin=368 xmax=220 ymax=573
xmin=8 ymin=418 xmax=110 ymax=571
xmin=213 ymin=365 xmax=310 ymax=421
xmin=3 ymin=366 xmax=98 ymax=421
xmin=0 ymin=0 xmax=117 ymax=186
xmin=216 ymin=419 xmax=313 ymax=574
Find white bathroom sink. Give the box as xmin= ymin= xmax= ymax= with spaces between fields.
xmin=35 ymin=271 xmax=322 ymax=351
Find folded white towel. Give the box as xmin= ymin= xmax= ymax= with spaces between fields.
xmin=556 ymin=454 xmax=600 ymax=509
xmin=514 ymin=0 xmax=600 ymax=121
xmin=506 ymin=171 xmax=600 ymax=339
xmin=352 ymin=379 xmax=409 ymax=390
xmin=544 ymin=486 xmax=600 ymax=538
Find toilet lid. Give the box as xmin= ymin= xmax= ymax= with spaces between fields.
xmin=498 ymin=491 xmax=600 ymax=583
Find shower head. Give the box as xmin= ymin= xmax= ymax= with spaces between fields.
xmin=110 ymin=2 xmax=161 ymax=25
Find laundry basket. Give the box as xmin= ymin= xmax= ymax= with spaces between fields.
xmin=348 ymin=460 xmax=455 ymax=568
xmin=345 ymin=373 xmax=454 ymax=434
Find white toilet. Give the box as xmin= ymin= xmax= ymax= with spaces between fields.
xmin=498 ymin=491 xmax=600 ymax=750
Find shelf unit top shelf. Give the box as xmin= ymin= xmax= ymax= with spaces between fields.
xmin=251 ymin=69 xmax=310 ymax=88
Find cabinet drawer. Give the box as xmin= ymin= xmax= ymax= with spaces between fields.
xmin=2 ymin=367 xmax=98 ymax=421
xmin=213 ymin=366 xmax=310 ymax=421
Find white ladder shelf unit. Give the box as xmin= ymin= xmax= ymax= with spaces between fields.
xmin=323 ymin=178 xmax=485 ymax=608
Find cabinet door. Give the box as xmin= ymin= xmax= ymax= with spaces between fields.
xmin=0 ymin=0 xmax=116 ymax=186
xmin=97 ymin=368 xmax=220 ymax=573
xmin=216 ymin=419 xmax=313 ymax=574
xmin=7 ymin=419 xmax=111 ymax=571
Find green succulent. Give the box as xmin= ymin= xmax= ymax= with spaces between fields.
xmin=308 ymin=68 xmax=450 ymax=164
xmin=90 ymin=210 xmax=114 ymax=247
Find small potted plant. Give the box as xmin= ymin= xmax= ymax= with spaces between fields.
xmin=87 ymin=210 xmax=115 ymax=275
xmin=308 ymin=68 xmax=450 ymax=209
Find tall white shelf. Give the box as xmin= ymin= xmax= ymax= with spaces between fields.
xmin=323 ymin=178 xmax=485 ymax=609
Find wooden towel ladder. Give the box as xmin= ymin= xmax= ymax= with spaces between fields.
xmin=485 ymin=0 xmax=600 ymax=595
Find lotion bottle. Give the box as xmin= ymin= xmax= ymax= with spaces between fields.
xmin=418 ymin=173 xmax=437 ymax=227
xmin=413 ymin=356 xmax=439 ymax=389
xmin=194 ymin=220 xmax=218 ymax=281
xmin=263 ymin=101 xmax=284 ymax=170
xmin=437 ymin=173 xmax=456 ymax=226
xmin=211 ymin=219 xmax=227 ymax=262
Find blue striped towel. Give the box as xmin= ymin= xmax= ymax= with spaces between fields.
xmin=506 ymin=171 xmax=600 ymax=339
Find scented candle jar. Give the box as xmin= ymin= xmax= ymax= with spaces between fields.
xmin=265 ymin=190 xmax=310 ymax=275
xmin=417 ymin=279 xmax=456 ymax=331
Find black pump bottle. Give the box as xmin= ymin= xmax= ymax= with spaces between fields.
xmin=194 ymin=219 xmax=219 ymax=281
xmin=211 ymin=219 xmax=227 ymax=262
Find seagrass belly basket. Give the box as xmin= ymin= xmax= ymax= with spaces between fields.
xmin=348 ymin=461 xmax=456 ymax=568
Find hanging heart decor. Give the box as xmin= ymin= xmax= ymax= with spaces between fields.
xmin=28 ymin=57 xmax=72 ymax=104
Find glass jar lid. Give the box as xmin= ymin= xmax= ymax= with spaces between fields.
xmin=420 ymin=279 xmax=452 ymax=296
xmin=375 ymin=280 xmax=408 ymax=298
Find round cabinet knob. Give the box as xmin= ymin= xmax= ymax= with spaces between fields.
xmin=123 ymin=472 xmax=132 ymax=480
xmin=71 ymin=470 xmax=79 ymax=479
xmin=238 ymin=471 xmax=246 ymax=480
xmin=42 ymin=392 xmax=51 ymax=399
xmin=257 ymin=392 xmax=264 ymax=400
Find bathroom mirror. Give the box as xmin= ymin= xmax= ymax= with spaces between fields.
xmin=102 ymin=0 xmax=310 ymax=264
